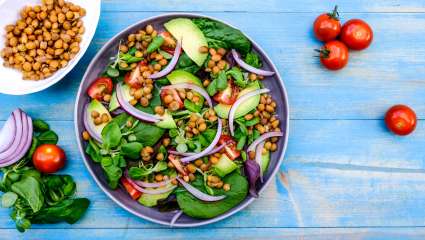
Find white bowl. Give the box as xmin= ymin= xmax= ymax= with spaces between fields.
xmin=0 ymin=0 xmax=100 ymax=95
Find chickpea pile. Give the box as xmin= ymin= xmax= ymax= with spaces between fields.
xmin=128 ymin=79 xmax=154 ymax=107
xmin=184 ymin=113 xmax=208 ymax=137
xmin=199 ymin=46 xmax=228 ymax=75
xmin=91 ymin=110 xmax=110 ymax=126
xmin=1 ymin=0 xmax=86 ymax=80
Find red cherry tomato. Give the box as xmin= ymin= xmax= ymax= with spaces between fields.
xmin=317 ymin=40 xmax=349 ymax=70
xmin=385 ymin=105 xmax=417 ymax=136
xmin=32 ymin=144 xmax=66 ymax=173
xmin=87 ymin=77 xmax=113 ymax=100
xmin=219 ymin=135 xmax=241 ymax=160
xmin=313 ymin=6 xmax=341 ymax=42
xmin=213 ymin=81 xmax=239 ymax=105
xmin=159 ymin=31 xmax=176 ymax=55
xmin=340 ymin=19 xmax=373 ymax=50
xmin=120 ymin=177 xmax=142 ymax=200
xmin=124 ymin=60 xmax=147 ymax=88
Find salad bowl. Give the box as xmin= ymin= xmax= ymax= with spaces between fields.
xmin=74 ymin=13 xmax=289 ymax=227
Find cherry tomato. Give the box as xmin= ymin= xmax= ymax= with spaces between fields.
xmin=340 ymin=19 xmax=373 ymax=50
xmin=219 ymin=135 xmax=241 ymax=160
xmin=317 ymin=40 xmax=349 ymax=70
xmin=213 ymin=81 xmax=239 ymax=105
xmin=313 ymin=6 xmax=341 ymax=42
xmin=87 ymin=77 xmax=113 ymax=100
xmin=159 ymin=31 xmax=176 ymax=55
xmin=385 ymin=105 xmax=417 ymax=136
xmin=124 ymin=60 xmax=147 ymax=88
xmin=120 ymin=177 xmax=142 ymax=200
xmin=32 ymin=144 xmax=66 ymax=173
xmin=160 ymin=88 xmax=184 ymax=109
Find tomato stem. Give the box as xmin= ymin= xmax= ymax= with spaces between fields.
xmin=327 ymin=5 xmax=340 ymax=20
xmin=314 ymin=48 xmax=330 ymax=58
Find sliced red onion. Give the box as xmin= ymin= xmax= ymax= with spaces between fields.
xmin=181 ymin=118 xmax=222 ymax=163
xmin=231 ymin=49 xmax=275 ymax=76
xmin=168 ymin=154 xmax=188 ymax=176
xmin=247 ymin=131 xmax=283 ymax=153
xmin=255 ymin=141 xmax=265 ymax=183
xmin=134 ymin=178 xmax=174 ymax=188
xmin=125 ymin=175 xmax=176 ymax=195
xmin=168 ymin=142 xmax=226 ymax=157
xmin=111 ymin=108 xmax=125 ymax=116
xmin=149 ymin=40 xmax=182 ymax=79
xmin=116 ymin=83 xmax=162 ymax=122
xmin=170 ymin=210 xmax=183 ymax=227
xmin=161 ymin=83 xmax=212 ymax=107
xmin=0 ymin=112 xmax=16 ymax=153
xmin=176 ymin=177 xmax=226 ymax=201
xmin=229 ymin=89 xmax=270 ymax=136
xmin=83 ymin=103 xmax=103 ymax=143
xmin=0 ymin=110 xmax=24 ymax=162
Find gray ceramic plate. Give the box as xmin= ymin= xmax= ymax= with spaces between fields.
xmin=74 ymin=13 xmax=289 ymax=227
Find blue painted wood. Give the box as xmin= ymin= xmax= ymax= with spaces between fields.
xmin=1 ymin=0 xmax=425 ymax=238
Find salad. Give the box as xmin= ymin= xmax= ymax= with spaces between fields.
xmin=81 ymin=17 xmax=283 ymax=222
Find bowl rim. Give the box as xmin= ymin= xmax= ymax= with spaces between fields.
xmin=74 ymin=12 xmax=290 ymax=227
xmin=0 ymin=0 xmax=101 ymax=95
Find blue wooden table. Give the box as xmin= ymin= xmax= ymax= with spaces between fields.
xmin=2 ymin=0 xmax=425 ymax=239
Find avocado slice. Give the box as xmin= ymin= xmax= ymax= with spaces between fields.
xmin=214 ymin=81 xmax=261 ymax=119
xmin=155 ymin=110 xmax=177 ymax=129
xmin=164 ymin=18 xmax=208 ymax=66
xmin=87 ymin=99 xmax=111 ymax=137
xmin=213 ymin=154 xmax=238 ymax=177
xmin=260 ymin=150 xmax=271 ymax=174
xmin=167 ymin=70 xmax=203 ymax=87
xmin=138 ymin=188 xmax=173 ymax=207
xmin=109 ymin=90 xmax=120 ymax=112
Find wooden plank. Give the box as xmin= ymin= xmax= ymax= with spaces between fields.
xmin=1 ymin=13 xmax=424 ymax=120
xmin=101 ymin=0 xmax=425 ymax=13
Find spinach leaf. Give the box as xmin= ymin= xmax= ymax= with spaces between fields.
xmin=147 ymin=36 xmax=164 ymax=53
xmin=176 ymin=172 xmax=248 ymax=218
xmin=206 ymin=79 xmax=218 ymax=96
xmin=101 ymin=122 xmax=122 ymax=149
xmin=38 ymin=130 xmax=58 ymax=145
xmin=128 ymin=161 xmax=167 ymax=180
xmin=193 ymin=18 xmax=251 ymax=54
xmin=227 ymin=67 xmax=247 ymax=88
xmin=11 ymin=176 xmax=44 ymax=213
xmin=1 ymin=192 xmax=18 ymax=208
xmin=121 ymin=142 xmax=143 ymax=160
xmin=176 ymin=53 xmax=200 ymax=74
xmin=101 ymin=157 xmax=122 ymax=189
xmin=184 ymin=99 xmax=202 ymax=113
xmin=33 ymin=119 xmax=50 ymax=132
xmin=244 ymin=51 xmax=262 ymax=68
xmin=106 ymin=66 xmax=120 ymax=78
xmin=31 ymin=198 xmax=90 ymax=224
xmin=132 ymin=122 xmax=164 ymax=146
xmin=43 ymin=175 xmax=76 ymax=205
xmin=202 ymin=129 xmax=217 ymax=143
xmin=216 ymin=70 xmax=228 ymax=90
xmin=85 ymin=139 xmax=102 ymax=163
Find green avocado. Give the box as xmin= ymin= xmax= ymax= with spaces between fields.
xmin=164 ymin=18 xmax=208 ymax=66
xmin=109 ymin=90 xmax=119 ymax=112
xmin=214 ymin=81 xmax=261 ymax=119
xmin=213 ymin=154 xmax=238 ymax=177
xmin=167 ymin=70 xmax=203 ymax=87
xmin=155 ymin=110 xmax=177 ymax=129
xmin=87 ymin=99 xmax=111 ymax=136
xmin=138 ymin=188 xmax=173 ymax=207
xmin=261 ymin=150 xmax=271 ymax=174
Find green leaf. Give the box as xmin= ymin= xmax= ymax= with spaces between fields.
xmin=106 ymin=66 xmax=120 ymax=78
xmin=37 ymin=130 xmax=58 ymax=145
xmin=101 ymin=122 xmax=122 ymax=149
xmin=227 ymin=67 xmax=246 ymax=88
xmin=216 ymin=70 xmax=228 ymax=90
xmin=1 ymin=192 xmax=18 ymax=208
xmin=120 ymin=142 xmax=143 ymax=160
xmin=176 ymin=143 xmax=188 ymax=153
xmin=33 ymin=119 xmax=50 ymax=132
xmin=245 ymin=117 xmax=260 ymax=127
xmin=184 ymin=99 xmax=202 ymax=113
xmin=101 ymin=157 xmax=122 ymax=189
xmin=206 ymin=79 xmax=218 ymax=96
xmin=132 ymin=122 xmax=164 ymax=146
xmin=244 ymin=51 xmax=262 ymax=68
xmin=85 ymin=139 xmax=102 ymax=163
xmin=31 ymin=198 xmax=90 ymax=224
xmin=236 ymin=135 xmax=246 ymax=150
xmin=128 ymin=161 xmax=167 ymax=180
xmin=11 ymin=176 xmax=44 ymax=213
xmin=128 ymin=47 xmax=137 ymax=56
xmin=147 ymin=36 xmax=164 ymax=53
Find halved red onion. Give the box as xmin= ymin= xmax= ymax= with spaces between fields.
xmin=116 ymin=83 xmax=162 ymax=122
xmin=125 ymin=175 xmax=176 ymax=195
xmin=83 ymin=103 xmax=103 ymax=143
xmin=247 ymin=131 xmax=284 ymax=153
xmin=168 ymin=142 xmax=227 ymax=157
xmin=231 ymin=49 xmax=275 ymax=76
xmin=161 ymin=83 xmax=212 ymax=107
xmin=229 ymin=89 xmax=270 ymax=136
xmin=181 ymin=118 xmax=222 ymax=163
xmin=0 ymin=110 xmax=24 ymax=162
xmin=0 ymin=112 xmax=16 ymax=153
xmin=176 ymin=177 xmax=226 ymax=202
xmin=255 ymin=141 xmax=265 ymax=183
xmin=170 ymin=210 xmax=183 ymax=227
xmin=149 ymin=40 xmax=182 ymax=79
xmin=0 ymin=110 xmax=33 ymax=167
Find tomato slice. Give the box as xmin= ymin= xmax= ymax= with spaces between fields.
xmin=120 ymin=177 xmax=142 ymax=200
xmin=213 ymin=81 xmax=238 ymax=105
xmin=87 ymin=77 xmax=113 ymax=100
xmin=160 ymin=88 xmax=184 ymax=108
xmin=159 ymin=31 xmax=176 ymax=55
xmin=168 ymin=154 xmax=187 ymax=176
xmin=124 ymin=61 xmax=147 ymax=89
xmin=218 ymin=135 xmax=241 ymax=160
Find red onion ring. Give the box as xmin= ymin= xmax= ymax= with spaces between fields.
xmin=247 ymin=131 xmax=284 ymax=153
xmin=149 ymin=40 xmax=182 ymax=79
xmin=116 ymin=83 xmax=162 ymax=122
xmin=0 ymin=110 xmax=24 ymax=162
xmin=181 ymin=118 xmax=222 ymax=163
xmin=161 ymin=83 xmax=212 ymax=107
xmin=176 ymin=177 xmax=226 ymax=202
xmin=83 ymin=103 xmax=103 ymax=143
xmin=255 ymin=141 xmax=265 ymax=183
xmin=229 ymin=89 xmax=270 ymax=136
xmin=0 ymin=112 xmax=16 ymax=153
xmin=168 ymin=142 xmax=227 ymax=157
xmin=231 ymin=49 xmax=275 ymax=76
xmin=170 ymin=210 xmax=183 ymax=227
xmin=125 ymin=174 xmax=176 ymax=195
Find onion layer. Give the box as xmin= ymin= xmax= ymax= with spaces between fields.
xmin=181 ymin=118 xmax=222 ymax=163
xmin=247 ymin=131 xmax=284 ymax=153
xmin=125 ymin=174 xmax=176 ymax=195
xmin=176 ymin=177 xmax=226 ymax=201
xmin=231 ymin=49 xmax=275 ymax=76
xmin=229 ymin=89 xmax=270 ymax=136
xmin=161 ymin=83 xmax=212 ymax=107
xmin=0 ymin=112 xmax=16 ymax=153
xmin=83 ymin=103 xmax=103 ymax=143
xmin=170 ymin=210 xmax=183 ymax=227
xmin=116 ymin=83 xmax=162 ymax=122
xmin=168 ymin=142 xmax=226 ymax=157
xmin=255 ymin=141 xmax=265 ymax=182
xmin=0 ymin=110 xmax=24 ymax=162
xmin=149 ymin=40 xmax=182 ymax=79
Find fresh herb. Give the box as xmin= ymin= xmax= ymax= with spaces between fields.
xmin=216 ymin=70 xmax=228 ymax=90
xmin=32 ymin=119 xmax=50 ymax=132
xmin=176 ymin=52 xmax=200 ymax=74
xmin=37 ymin=130 xmax=58 ymax=145
xmin=244 ymin=51 xmax=262 ymax=68
xmin=120 ymin=142 xmax=143 ymax=160
xmin=128 ymin=161 xmax=168 ymax=180
xmin=106 ymin=66 xmax=120 ymax=78
xmin=184 ymin=99 xmax=202 ymax=113
xmin=227 ymin=67 xmax=247 ymax=88
xmin=147 ymin=36 xmax=164 ymax=53
xmin=101 ymin=156 xmax=123 ymax=189
xmin=101 ymin=122 xmax=122 ymax=149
